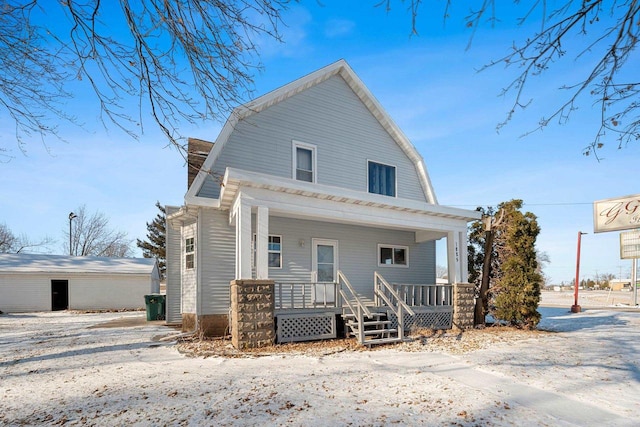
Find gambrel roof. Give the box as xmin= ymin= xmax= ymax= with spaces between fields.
xmin=186 ymin=59 xmax=437 ymax=206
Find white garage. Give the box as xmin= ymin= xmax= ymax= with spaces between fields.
xmin=0 ymin=254 xmax=160 ymax=312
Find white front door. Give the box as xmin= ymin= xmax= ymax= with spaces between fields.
xmin=312 ymin=239 xmax=338 ymax=303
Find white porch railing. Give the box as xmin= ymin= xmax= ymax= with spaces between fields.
xmin=274 ymin=281 xmax=340 ymax=310
xmin=383 ymin=283 xmax=454 ymax=307
xmin=374 ymin=272 xmax=415 ymax=341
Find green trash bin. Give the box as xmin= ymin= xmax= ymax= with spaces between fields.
xmin=145 ymin=294 xmax=166 ymax=321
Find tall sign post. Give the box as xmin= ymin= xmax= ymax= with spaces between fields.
xmin=620 ymin=230 xmax=640 ymax=307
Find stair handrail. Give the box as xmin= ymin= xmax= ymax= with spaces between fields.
xmin=338 ymin=270 xmax=372 ymax=317
xmin=374 ymin=272 xmax=416 ymax=316
xmin=375 ymin=272 xmax=416 ymax=342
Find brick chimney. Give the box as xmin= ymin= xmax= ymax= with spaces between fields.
xmin=187 ymin=138 xmax=214 ymax=189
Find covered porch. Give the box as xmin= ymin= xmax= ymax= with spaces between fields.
xmin=220 ymin=168 xmax=480 ymax=345
xmin=273 ymin=271 xmax=454 ymax=344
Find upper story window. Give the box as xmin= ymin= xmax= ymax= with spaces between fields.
xmin=185 ymin=237 xmax=195 ymax=269
xmin=292 ymin=141 xmax=317 ymax=183
xmin=378 ymin=244 xmax=408 ymax=267
xmin=368 ymin=161 xmax=396 ymax=197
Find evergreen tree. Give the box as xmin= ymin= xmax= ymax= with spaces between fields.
xmin=492 ymin=200 xmax=542 ymax=328
xmin=137 ymin=202 xmax=166 ymax=279
xmin=468 ymin=199 xmax=542 ymax=328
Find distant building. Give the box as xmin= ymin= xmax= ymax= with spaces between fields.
xmin=609 ymin=279 xmax=631 ymax=291
xmin=0 ymin=253 xmax=160 ymax=312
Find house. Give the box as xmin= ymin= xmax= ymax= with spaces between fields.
xmin=0 ymin=253 xmax=160 ymax=312
xmin=166 ymin=60 xmax=480 ymax=348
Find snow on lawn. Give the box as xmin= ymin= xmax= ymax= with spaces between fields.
xmin=1 ymin=308 xmax=639 ymax=426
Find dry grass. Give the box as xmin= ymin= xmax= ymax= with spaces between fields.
xmin=176 ymin=326 xmax=546 ymax=359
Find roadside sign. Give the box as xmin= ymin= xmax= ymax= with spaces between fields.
xmin=620 ymin=230 xmax=640 ymax=259
xmin=594 ymin=194 xmax=640 ymax=233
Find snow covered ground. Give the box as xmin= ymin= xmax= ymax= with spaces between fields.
xmin=540 ymin=289 xmax=638 ymax=308
xmin=1 ymin=307 xmax=639 ymax=426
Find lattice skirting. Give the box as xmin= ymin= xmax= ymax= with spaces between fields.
xmin=276 ymin=312 xmax=337 ymax=343
xmin=388 ymin=308 xmax=453 ymax=331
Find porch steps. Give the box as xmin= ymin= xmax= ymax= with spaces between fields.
xmin=343 ymin=312 xmax=404 ymax=347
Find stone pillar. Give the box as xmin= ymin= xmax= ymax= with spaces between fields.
xmin=230 ymin=279 xmax=275 ymax=349
xmin=453 ymin=283 xmax=475 ymax=330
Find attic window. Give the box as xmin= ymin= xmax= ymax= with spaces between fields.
xmin=368 ymin=161 xmax=396 ymax=197
xmin=292 ymin=141 xmax=316 ymax=183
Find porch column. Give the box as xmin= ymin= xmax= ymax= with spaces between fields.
xmin=235 ymin=198 xmax=252 ymax=279
xmin=459 ymin=230 xmax=469 ymax=283
xmin=255 ymin=206 xmax=269 ymax=279
xmin=447 ymin=230 xmax=463 ymax=284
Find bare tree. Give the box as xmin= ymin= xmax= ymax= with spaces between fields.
xmin=536 ymin=250 xmax=551 ymax=286
xmin=0 ymin=223 xmax=53 ymax=253
xmin=384 ymin=1 xmax=640 ymax=157
xmin=1 ymin=1 xmax=288 ymax=159
xmin=65 ymin=206 xmax=133 ymax=257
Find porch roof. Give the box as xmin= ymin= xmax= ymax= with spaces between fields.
xmin=220 ymin=168 xmax=481 ymax=227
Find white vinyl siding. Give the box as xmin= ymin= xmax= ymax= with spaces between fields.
xmin=189 ymin=213 xmax=434 ymax=311
xmin=203 ymin=76 xmax=427 ymax=202
xmin=0 ymin=275 xmax=50 ymax=312
xmin=165 ymin=205 xmax=183 ymax=324
xmin=67 ymin=275 xmax=150 ymax=310
xmin=267 ymin=216 xmax=435 ymax=302
xmin=198 ymin=208 xmax=236 ymax=315
xmin=0 ymin=273 xmax=153 ymax=312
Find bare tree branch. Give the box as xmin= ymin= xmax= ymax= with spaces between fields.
xmin=391 ymin=0 xmax=640 ymax=157
xmin=0 ymin=223 xmax=54 ymax=253
xmin=65 ymin=205 xmax=133 ymax=257
xmin=0 ymin=0 xmax=289 ymax=159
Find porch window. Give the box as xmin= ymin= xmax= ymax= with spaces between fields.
xmin=292 ymin=141 xmax=316 ymax=183
xmin=378 ymin=244 xmax=408 ymax=267
xmin=253 ymin=234 xmax=282 ymax=268
xmin=185 ymin=237 xmax=195 ymax=269
xmin=368 ymin=161 xmax=396 ymax=197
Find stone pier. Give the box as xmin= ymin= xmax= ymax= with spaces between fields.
xmin=230 ymin=279 xmax=275 ymax=349
xmin=453 ymin=283 xmax=476 ymax=330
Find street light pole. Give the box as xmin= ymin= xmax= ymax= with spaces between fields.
xmin=572 ymin=231 xmax=587 ymax=313
xmin=68 ymin=212 xmax=77 ymax=256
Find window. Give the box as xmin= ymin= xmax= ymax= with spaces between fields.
xmin=268 ymin=235 xmax=282 ymax=268
xmin=253 ymin=234 xmax=282 ymax=268
xmin=378 ymin=244 xmax=408 ymax=267
xmin=368 ymin=161 xmax=396 ymax=197
xmin=185 ymin=237 xmax=195 ymax=269
xmin=292 ymin=141 xmax=316 ymax=183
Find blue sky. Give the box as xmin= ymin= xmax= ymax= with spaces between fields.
xmin=1 ymin=1 xmax=638 ymax=284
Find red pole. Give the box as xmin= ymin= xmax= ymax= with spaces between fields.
xmin=571 ymin=231 xmax=585 ymax=313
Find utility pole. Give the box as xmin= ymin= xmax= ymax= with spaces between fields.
xmin=474 ymin=209 xmax=504 ymax=326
